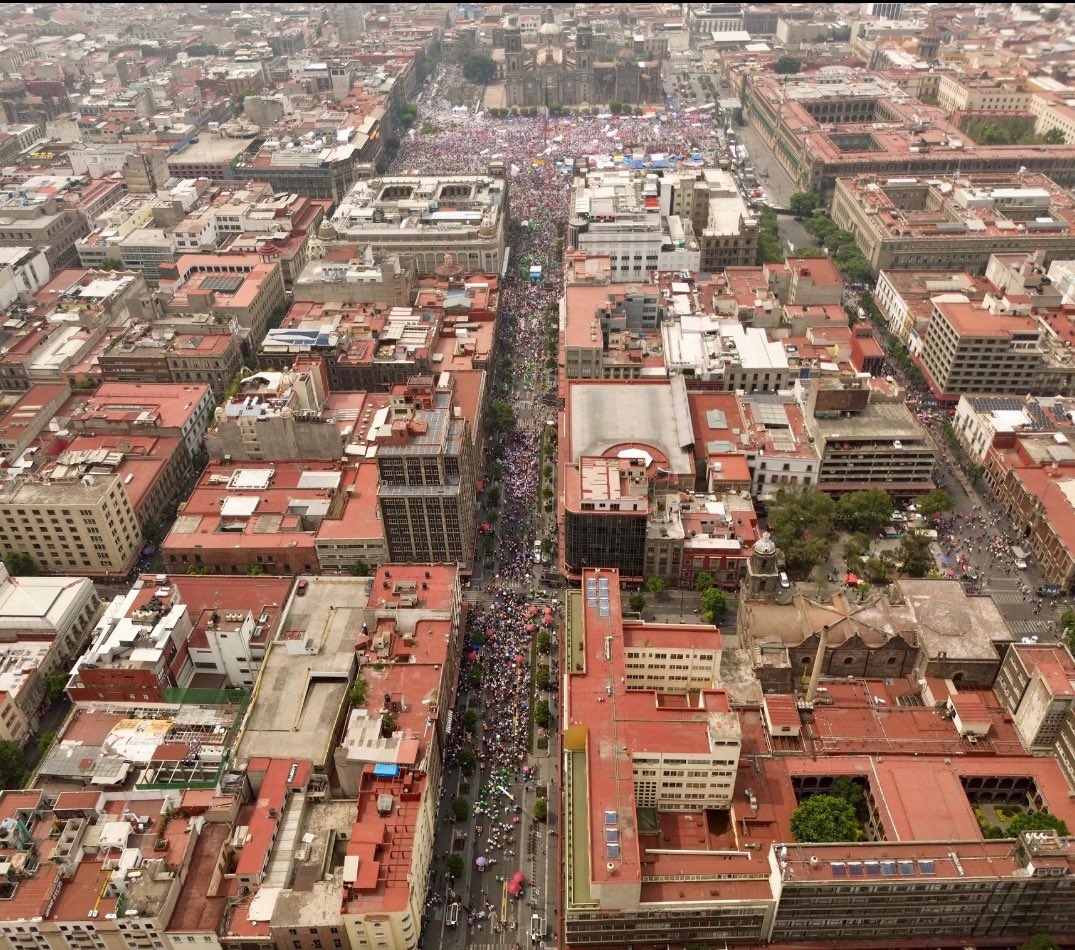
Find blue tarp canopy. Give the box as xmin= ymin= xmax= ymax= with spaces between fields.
xmin=374 ymin=764 xmax=400 ymax=778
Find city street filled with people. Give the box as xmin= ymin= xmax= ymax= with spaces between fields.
xmin=395 ymin=60 xmax=739 ymax=950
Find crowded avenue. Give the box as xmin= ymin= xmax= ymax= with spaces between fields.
xmin=399 ymin=66 xmax=725 ymax=950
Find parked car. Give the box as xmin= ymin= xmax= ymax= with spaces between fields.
xmin=1038 ymin=585 xmax=1063 ymax=597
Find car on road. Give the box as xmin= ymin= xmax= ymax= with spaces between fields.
xmin=1038 ymin=585 xmax=1063 ymax=597
xmin=447 ymin=903 xmax=460 ymax=928
xmin=531 ymin=915 xmax=545 ymax=940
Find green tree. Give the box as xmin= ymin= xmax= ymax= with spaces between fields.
xmin=695 ymin=572 xmax=713 ymax=593
xmin=835 ymin=489 xmax=894 ymax=534
xmin=186 ymin=42 xmax=218 ymax=57
xmin=458 ymin=746 xmax=477 ymax=775
xmin=463 ymin=710 xmax=479 ymax=734
xmin=534 ymin=699 xmax=552 ymax=728
xmin=628 ymin=591 xmax=646 ymax=613
xmin=348 ymin=561 xmax=371 ymax=577
xmin=350 ymin=678 xmax=368 ymax=706
xmin=1007 ymin=810 xmax=1069 ymax=837
xmin=793 ymin=246 xmax=825 ymax=258
xmin=840 ymin=256 xmax=875 ymax=283
xmin=398 ymin=103 xmax=419 ymax=125
xmin=2 ymin=552 xmax=38 ymax=577
xmin=535 ymin=666 xmax=551 ymax=690
xmin=380 ymin=713 xmax=397 ymax=737
xmin=488 ymin=399 xmax=517 ymax=432
xmin=0 ymin=741 xmax=25 ymax=789
xmin=452 ymin=797 xmax=470 ymax=821
xmin=805 ymin=214 xmax=839 ymax=241
xmin=246 ymin=564 xmax=266 ymax=576
xmin=979 ymin=122 xmax=1015 ymax=145
xmin=467 ymin=664 xmax=482 ymax=688
xmin=37 ymin=731 xmax=56 ymax=759
xmin=45 ymin=671 xmax=68 ymax=703
xmin=767 ymin=487 xmax=837 ymax=573
xmin=186 ymin=565 xmax=209 ymax=576
xmin=446 ymin=852 xmax=464 ymax=879
xmin=533 ymin=799 xmax=548 ymax=822
xmin=646 ymin=575 xmax=666 ymax=596
xmin=609 ymin=101 xmax=623 ymax=115
xmin=828 ymin=777 xmax=868 ymax=822
xmin=918 ymin=488 xmax=954 ymax=519
xmin=536 ymin=629 xmax=552 ymax=654
xmin=774 ymin=55 xmax=802 ymax=75
xmin=700 ymin=587 xmax=727 ymax=623
xmin=1062 ymin=609 xmax=1075 ymax=654
xmin=462 ymin=53 xmax=496 ymax=84
xmin=1043 ymin=127 xmax=1066 ymax=144
xmin=898 ymin=530 xmax=933 ymax=577
xmin=1020 ymin=935 xmax=1060 ymax=950
xmin=827 ymin=229 xmax=859 ymax=253
xmin=790 ymin=794 xmax=863 ymax=843
xmin=864 ymin=555 xmax=893 ymax=585
xmin=844 ymin=532 xmax=872 ymax=559
xmin=789 ymin=191 xmax=818 ymax=215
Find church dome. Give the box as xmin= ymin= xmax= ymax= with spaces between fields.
xmin=538 ymin=21 xmax=562 ymax=37
xmin=754 ymin=532 xmax=777 ymax=557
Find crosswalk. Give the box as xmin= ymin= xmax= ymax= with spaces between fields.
xmin=1008 ymin=619 xmax=1055 ymax=637
xmin=990 ymin=591 xmax=1031 ymax=605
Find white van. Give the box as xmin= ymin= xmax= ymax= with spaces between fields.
xmin=779 ymin=571 xmax=791 ymax=589
xmin=530 ymin=914 xmax=545 ymax=940
xmin=1012 ymin=546 xmax=1029 ymax=570
xmin=447 ymin=903 xmax=460 ymax=928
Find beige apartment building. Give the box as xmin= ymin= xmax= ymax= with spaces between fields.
xmin=801 ymin=377 xmax=936 ymax=493
xmin=918 ymin=299 xmax=1043 ymax=398
xmin=995 ymin=643 xmax=1075 ymax=752
xmin=830 ymin=173 xmax=1075 ymax=273
xmin=0 ymin=473 xmax=142 ymax=576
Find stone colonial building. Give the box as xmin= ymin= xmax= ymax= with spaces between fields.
xmin=499 ymin=17 xmax=661 ymax=109
xmin=740 ymin=578 xmax=1014 ymax=693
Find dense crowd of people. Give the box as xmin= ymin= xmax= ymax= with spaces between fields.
xmin=402 ymin=65 xmax=730 ymax=943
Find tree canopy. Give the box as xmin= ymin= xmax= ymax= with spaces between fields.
xmin=695 ymin=572 xmax=713 ymax=593
xmin=835 ymin=489 xmax=893 ymax=535
xmin=805 ymin=213 xmax=839 ymax=241
xmin=774 ymin=55 xmax=802 ymax=75
xmin=488 ymin=399 xmax=516 ymax=432
xmin=790 ymin=794 xmax=863 ymax=843
xmin=0 ymin=741 xmax=24 ymax=790
xmin=1007 ymin=810 xmax=1069 ymax=837
xmin=534 ymin=699 xmax=552 ymax=728
xmin=646 ymin=575 xmax=665 ymax=596
xmin=918 ymin=488 xmax=954 ymax=519
xmin=2 ymin=552 xmax=38 ymax=577
xmin=462 ymin=53 xmax=496 ymax=84
xmin=1043 ymin=127 xmax=1066 ymax=144
xmin=789 ymin=191 xmax=819 ymax=215
xmin=1062 ymin=609 xmax=1075 ymax=655
xmin=1020 ymin=935 xmax=1060 ymax=950
xmin=446 ymin=853 xmax=464 ymax=879
xmin=897 ymin=530 xmax=934 ymax=577
xmin=628 ymin=591 xmax=646 ymax=614
xmin=700 ymin=587 xmax=727 ymax=624
xmin=766 ymin=487 xmax=837 ymax=573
